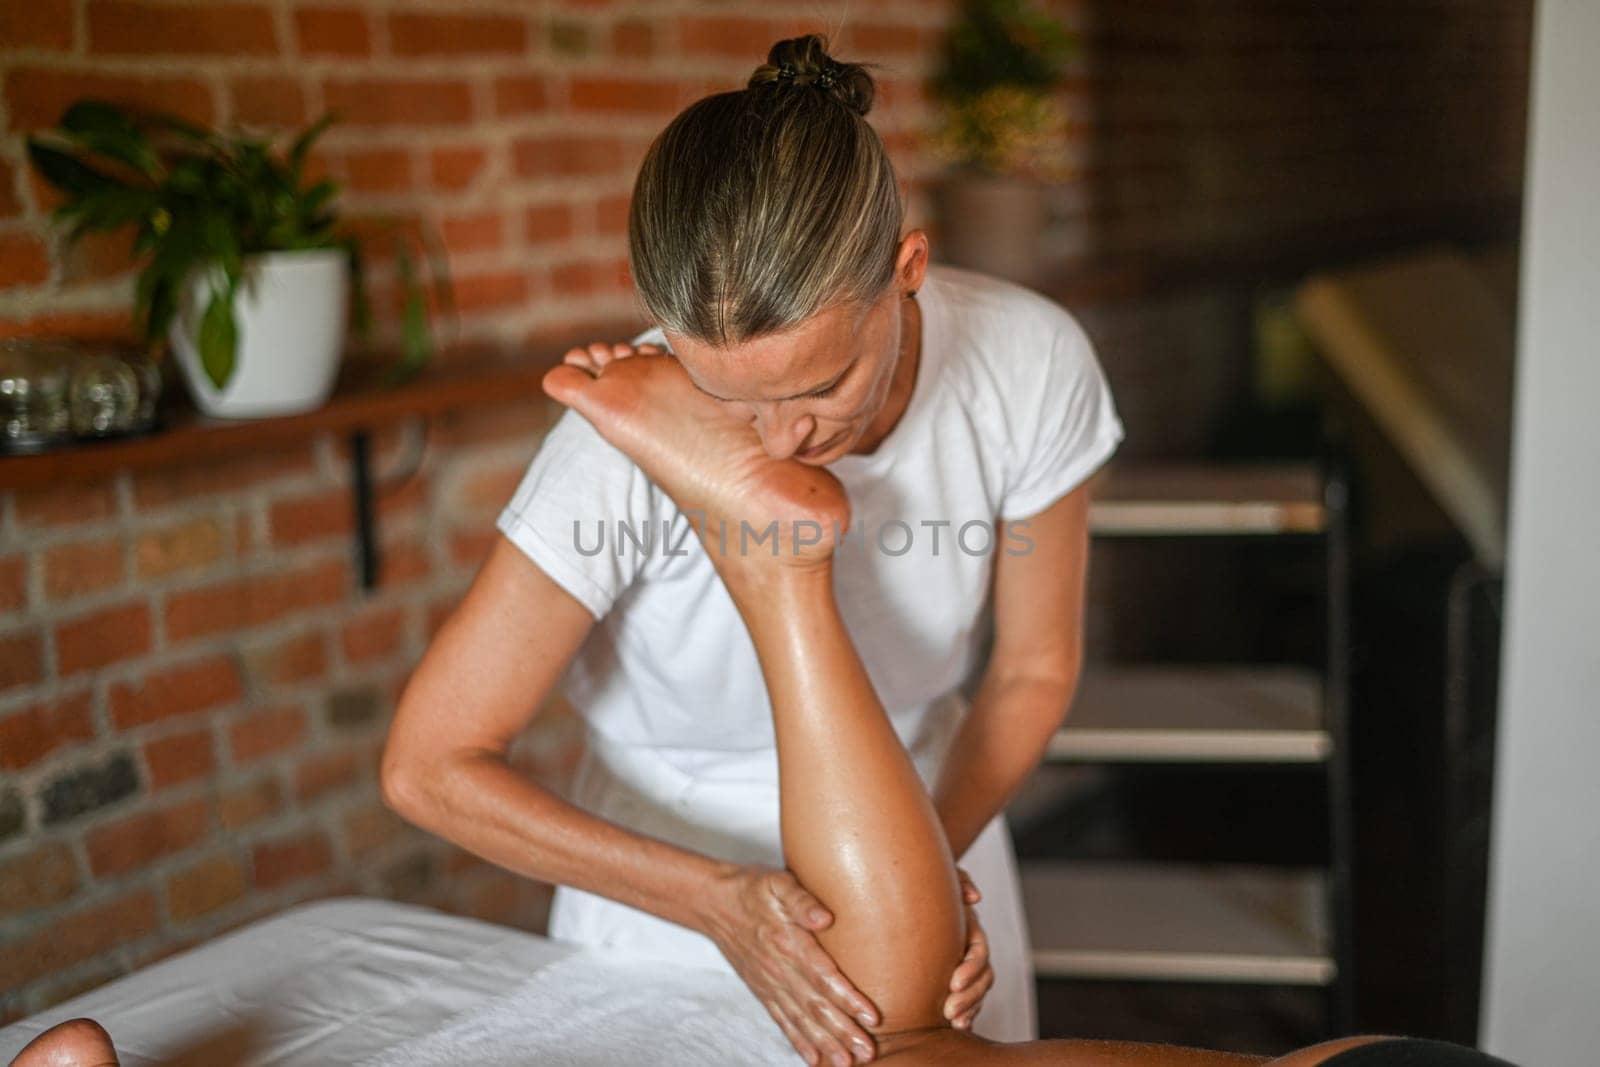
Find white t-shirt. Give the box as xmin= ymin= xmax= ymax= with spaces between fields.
xmin=498 ymin=263 xmax=1123 ymax=789
xmin=495 ymin=264 xmax=1123 ymax=1038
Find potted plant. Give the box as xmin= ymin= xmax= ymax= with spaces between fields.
xmin=27 ymin=101 xmax=447 ymax=418
xmin=925 ymin=0 xmax=1077 ymax=283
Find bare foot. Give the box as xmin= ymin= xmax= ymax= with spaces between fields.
xmin=542 ymin=354 xmax=849 ymax=578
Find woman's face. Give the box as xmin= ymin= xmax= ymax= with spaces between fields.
xmin=665 ymin=288 xmax=905 ymax=465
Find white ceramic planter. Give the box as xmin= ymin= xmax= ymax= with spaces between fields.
xmin=169 ymin=248 xmax=349 ymax=418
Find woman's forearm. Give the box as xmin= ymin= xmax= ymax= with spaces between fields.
xmin=933 ymin=669 xmax=1079 ymax=859
xmin=384 ymin=749 xmax=731 ymax=934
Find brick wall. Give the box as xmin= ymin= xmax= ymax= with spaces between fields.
xmin=0 ymin=0 xmax=1531 ymax=1020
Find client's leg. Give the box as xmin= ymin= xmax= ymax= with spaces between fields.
xmin=545 ymin=355 xmax=1265 ymax=1065
xmin=8 ymin=1019 xmax=120 ymax=1067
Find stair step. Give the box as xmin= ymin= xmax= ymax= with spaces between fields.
xmin=1089 ymin=462 xmax=1326 ymax=536
xmin=1023 ymin=861 xmax=1335 ymax=986
xmin=1050 ymin=666 xmax=1329 ymax=764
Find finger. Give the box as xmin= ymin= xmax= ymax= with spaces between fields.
xmin=636 ymin=342 xmax=666 ymax=355
xmin=950 ymin=951 xmax=989 ymax=991
xmin=768 ymin=1001 xmax=820 ymax=1067
xmin=785 ymin=991 xmax=854 ymax=1067
xmin=956 ymin=868 xmax=982 ymax=904
xmin=798 ymin=939 xmax=879 ymax=1027
xmin=944 ymin=966 xmax=995 ymax=1022
xmin=610 ymin=343 xmax=640 ymax=361
xmin=808 ymin=997 xmax=876 ymax=1064
xmin=773 ymin=874 xmax=832 ymax=930
xmin=586 ymin=341 xmax=615 ymax=368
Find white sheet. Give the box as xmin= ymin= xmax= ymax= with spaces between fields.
xmin=0 ymin=897 xmax=795 ymax=1065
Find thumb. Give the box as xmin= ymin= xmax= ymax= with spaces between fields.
xmin=778 ymin=875 xmax=832 ymax=930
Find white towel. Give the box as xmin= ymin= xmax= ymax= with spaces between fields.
xmin=361 ymin=950 xmax=799 ymax=1065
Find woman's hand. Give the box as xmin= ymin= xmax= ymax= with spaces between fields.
xmin=701 ymin=864 xmax=881 ymax=1066
xmin=944 ymin=868 xmax=995 ymax=1030
xmin=561 ymin=340 xmax=667 ymax=375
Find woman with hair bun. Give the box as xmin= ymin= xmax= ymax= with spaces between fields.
xmin=383 ymin=32 xmax=1125 ymax=1066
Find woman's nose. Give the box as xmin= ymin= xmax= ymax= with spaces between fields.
xmin=751 ymin=405 xmax=815 ymax=460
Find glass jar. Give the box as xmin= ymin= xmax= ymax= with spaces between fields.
xmin=0 ymin=339 xmax=73 ymax=453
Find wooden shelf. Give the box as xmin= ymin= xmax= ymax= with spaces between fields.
xmin=0 ymin=329 xmax=634 ymax=492
xmin=1022 ymin=861 xmax=1335 ymax=986
xmin=1050 ymin=665 xmax=1329 ymax=764
xmin=1088 ymin=461 xmax=1327 ymax=536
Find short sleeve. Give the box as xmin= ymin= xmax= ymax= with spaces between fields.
xmin=999 ymin=313 xmax=1126 ymax=521
xmin=496 ymin=377 xmax=662 ymax=621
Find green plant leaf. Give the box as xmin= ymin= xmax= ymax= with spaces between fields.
xmin=288 ymin=112 xmax=336 ymax=184
xmin=26 ymin=141 xmax=128 ymax=198
xmin=198 ymin=281 xmax=238 ymax=390
xmin=59 ymin=100 xmax=162 ymax=179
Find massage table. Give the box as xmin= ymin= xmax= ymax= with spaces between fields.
xmin=0 ymin=897 xmax=795 ymax=1065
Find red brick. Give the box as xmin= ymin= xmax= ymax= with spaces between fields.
xmin=55 ymin=601 xmax=152 ymax=675
xmin=228 ymin=705 xmax=308 ymax=763
xmin=551 ymin=260 xmax=598 ymax=297
xmin=164 ymin=558 xmax=348 ymax=642
xmin=60 ymin=228 xmax=137 ymax=284
xmin=294 ymin=7 xmax=369 ymax=56
xmin=849 ymin=21 xmax=927 ymax=55
xmin=11 ymin=482 xmax=118 ymax=527
xmin=569 ymin=76 xmax=681 ymax=116
xmin=456 ymin=463 xmax=525 ymax=514
xmin=0 ymin=842 xmax=78 ymax=919
xmin=428 ymin=146 xmax=488 ymax=192
xmin=89 ymin=1 xmax=278 ymax=55
xmin=142 ymin=727 xmax=216 ymax=791
xmin=5 ymin=67 xmax=216 ymax=131
xmin=218 ymin=776 xmax=282 ymax=830
xmin=0 ymin=160 xmax=22 ymax=218
xmin=86 ymin=797 xmax=210 ymax=877
xmin=678 ymin=16 xmax=777 ymax=57
xmin=253 ymin=831 xmax=333 ymax=889
xmin=42 ymin=537 xmax=125 ymax=602
xmin=0 ymin=232 xmax=50 ymax=287
xmin=513 ymin=135 xmax=623 ymax=178
xmin=322 ymin=78 xmax=474 ymax=127
xmin=243 ymin=629 xmax=329 ymax=687
xmin=343 ymin=800 xmax=406 ymax=858
xmin=340 ymin=606 xmax=405 ymax=664
xmin=109 ymin=654 xmax=243 ymax=730
xmin=334 ymin=147 xmax=412 ymax=194
xmin=269 ymin=488 xmax=352 ymax=546
xmin=166 ymin=852 xmax=247 ymax=921
xmin=525 ymin=203 xmax=575 ymax=245
xmin=230 ymin=76 xmax=307 ymax=127
xmin=449 ymin=270 xmax=529 ymax=315
xmin=0 ymin=554 xmax=26 ymax=612
xmin=492 ymin=75 xmax=549 ymax=117
xmin=130 ymin=447 xmax=316 ymax=510
xmin=0 ymin=1 xmax=74 ymax=51
xmin=0 ymin=889 xmax=157 ymax=990
xmin=134 ymin=517 xmax=225 ymax=580
xmin=0 ymin=690 xmax=94 ymax=770
xmin=0 ymin=629 xmax=45 ymax=692
xmin=439 ymin=212 xmax=503 ymax=256
xmin=594 ymin=193 xmax=631 ymax=237
xmin=295 ymin=747 xmax=363 ymax=802
xmin=612 ymin=19 xmax=657 ymax=59
xmin=388 ymin=12 xmax=527 ymax=56
xmin=378 ymin=537 xmax=431 ymax=589
xmin=0 ymin=309 xmax=133 ymax=341
xmin=448 ymin=529 xmax=496 ymax=569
